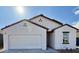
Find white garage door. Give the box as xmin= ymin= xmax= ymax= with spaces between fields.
xmin=8 ymin=34 xmax=42 ymax=49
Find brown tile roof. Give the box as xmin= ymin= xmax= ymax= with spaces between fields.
xmin=49 ymin=24 xmax=79 ymax=33
xmin=29 ymin=14 xmax=63 ymax=25
xmin=1 ymin=19 xmax=49 ymax=30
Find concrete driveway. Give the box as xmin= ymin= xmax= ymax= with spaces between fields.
xmin=2 ymin=48 xmax=59 ymax=53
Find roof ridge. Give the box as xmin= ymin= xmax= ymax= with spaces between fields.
xmin=29 ymin=14 xmax=63 ymax=25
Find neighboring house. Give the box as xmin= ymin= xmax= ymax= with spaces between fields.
xmin=0 ymin=14 xmax=78 ymax=51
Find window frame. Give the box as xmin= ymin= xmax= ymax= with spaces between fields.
xmin=62 ymin=32 xmax=69 ymax=44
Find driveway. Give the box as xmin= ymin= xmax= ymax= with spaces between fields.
xmin=2 ymin=48 xmax=59 ymax=53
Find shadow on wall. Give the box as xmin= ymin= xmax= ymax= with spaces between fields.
xmin=0 ymin=34 xmax=3 ymax=49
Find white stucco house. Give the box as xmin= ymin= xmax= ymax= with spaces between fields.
xmin=0 ymin=14 xmax=78 ymax=51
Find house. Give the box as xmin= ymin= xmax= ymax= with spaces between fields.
xmin=30 ymin=14 xmax=78 ymax=49
xmin=0 ymin=14 xmax=78 ymax=51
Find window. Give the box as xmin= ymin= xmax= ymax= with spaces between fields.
xmin=39 ymin=19 xmax=42 ymax=22
xmin=63 ymin=32 xmax=69 ymax=44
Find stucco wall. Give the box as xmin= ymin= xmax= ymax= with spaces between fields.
xmin=48 ymin=32 xmax=55 ymax=48
xmin=2 ymin=20 xmax=47 ymax=50
xmin=31 ymin=16 xmax=62 ymax=31
xmin=53 ymin=26 xmax=76 ymax=49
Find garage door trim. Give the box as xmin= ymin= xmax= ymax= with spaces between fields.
xmin=8 ymin=34 xmax=42 ymax=49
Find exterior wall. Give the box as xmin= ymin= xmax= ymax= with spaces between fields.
xmin=48 ymin=32 xmax=55 ymax=48
xmin=0 ymin=30 xmax=3 ymax=34
xmin=77 ymin=31 xmax=79 ymax=38
xmin=2 ymin=20 xmax=47 ymax=51
xmin=54 ymin=26 xmax=76 ymax=49
xmin=31 ymin=16 xmax=62 ymax=31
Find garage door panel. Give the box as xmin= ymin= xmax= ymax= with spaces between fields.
xmin=8 ymin=34 xmax=42 ymax=49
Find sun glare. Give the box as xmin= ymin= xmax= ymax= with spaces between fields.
xmin=16 ymin=6 xmax=24 ymax=15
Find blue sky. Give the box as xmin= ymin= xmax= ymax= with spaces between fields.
xmin=0 ymin=6 xmax=79 ymax=29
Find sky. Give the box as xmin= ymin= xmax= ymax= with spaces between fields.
xmin=0 ymin=6 xmax=79 ymax=29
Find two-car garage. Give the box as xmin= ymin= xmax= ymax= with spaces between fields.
xmin=2 ymin=20 xmax=47 ymax=51
xmin=8 ymin=34 xmax=42 ymax=49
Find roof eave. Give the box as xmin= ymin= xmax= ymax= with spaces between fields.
xmin=1 ymin=19 xmax=49 ymax=30
xmin=50 ymin=24 xmax=79 ymax=33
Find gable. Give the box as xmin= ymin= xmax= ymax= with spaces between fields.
xmin=58 ymin=25 xmax=77 ymax=31
xmin=1 ymin=20 xmax=48 ymax=30
xmin=52 ymin=24 xmax=78 ymax=32
xmin=30 ymin=14 xmax=63 ymax=25
xmin=2 ymin=20 xmax=47 ymax=35
xmin=30 ymin=14 xmax=63 ymax=30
